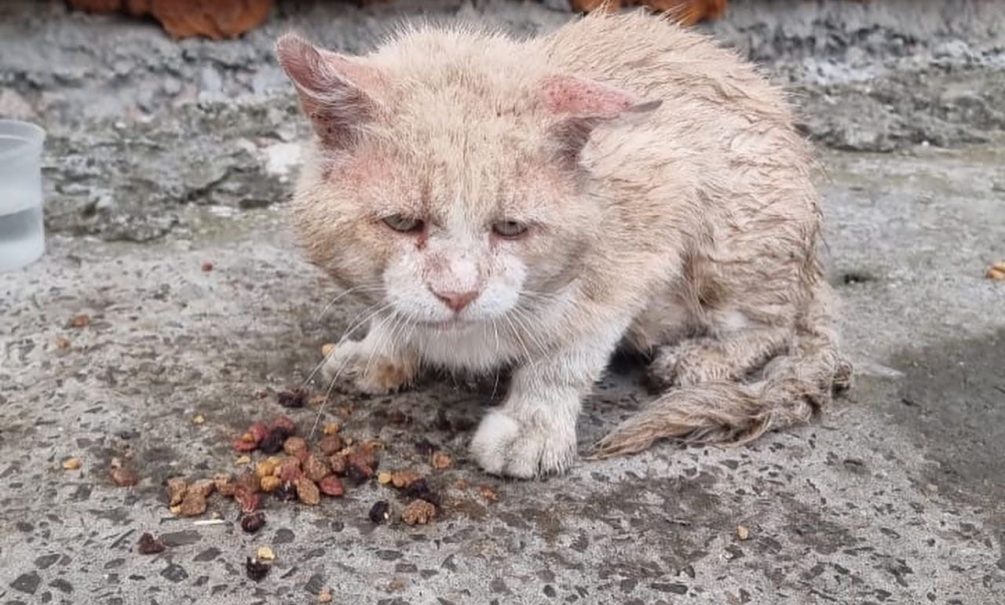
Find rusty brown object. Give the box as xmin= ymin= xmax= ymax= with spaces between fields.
xmin=568 ymin=0 xmax=728 ymax=25
xmin=67 ymin=0 xmax=273 ymax=39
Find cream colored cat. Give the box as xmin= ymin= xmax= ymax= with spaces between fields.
xmin=276 ymin=10 xmax=851 ymax=478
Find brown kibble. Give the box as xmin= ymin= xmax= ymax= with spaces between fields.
xmin=233 ymin=433 xmax=259 ymax=453
xmin=110 ymin=467 xmax=139 ymax=487
xmin=189 ymin=479 xmax=216 ymax=498
xmin=270 ymin=415 xmax=297 ymax=434
xmin=344 ymin=441 xmax=380 ymax=483
xmin=62 ymin=457 xmax=82 ymax=470
xmin=214 ymin=474 xmax=236 ymax=497
xmin=240 ymin=511 xmax=266 ymax=533
xmin=318 ymin=588 xmax=333 ymax=603
xmin=986 ymin=261 xmax=1005 ymax=281
xmin=234 ymin=485 xmax=261 ymax=513
xmin=201 ymin=260 xmax=214 ymax=272
xmin=401 ymin=499 xmax=436 ymax=525
xmin=260 ymin=475 xmax=281 ymax=493
xmin=323 ymin=422 xmax=340 ymax=435
xmin=431 ymin=451 xmax=453 ymax=470
xmin=283 ymin=436 xmax=308 ymax=456
xmin=277 ymin=388 xmax=307 ymax=409
xmin=295 ymin=476 xmax=321 ymax=505
xmin=321 ymin=343 xmax=336 ymax=357
xmin=347 ymin=459 xmax=374 ymax=484
xmin=178 ymin=491 xmax=207 ymax=517
xmin=377 ymin=471 xmax=392 ymax=485
xmin=235 ymin=471 xmax=260 ymax=493
xmin=318 ymin=475 xmax=344 ymax=497
xmin=390 ymin=470 xmax=422 ymax=490
xmin=304 ymin=454 xmax=331 ymax=483
xmin=137 ymin=532 xmax=166 ymax=555
xmin=54 ymin=336 xmax=71 ymax=350
xmin=68 ymin=314 xmax=91 ymax=328
xmin=247 ymin=422 xmax=270 ymax=443
xmin=328 ymin=453 xmax=348 ymax=476
xmin=477 ymin=484 xmax=499 ymax=503
xmin=317 ymin=434 xmax=344 ymax=456
xmin=277 ymin=457 xmax=303 ymax=483
xmin=255 ymin=458 xmax=279 ymax=479
xmin=737 ymin=525 xmax=750 ymax=541
xmin=166 ymin=477 xmax=187 ymax=506
xmin=192 ymin=414 xmax=205 ymax=425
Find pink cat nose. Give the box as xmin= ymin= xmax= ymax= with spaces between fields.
xmin=432 ymin=289 xmax=478 ymax=313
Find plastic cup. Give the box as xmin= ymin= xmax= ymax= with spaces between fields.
xmin=0 ymin=119 xmax=47 ymax=272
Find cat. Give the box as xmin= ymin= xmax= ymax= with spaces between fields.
xmin=275 ymin=10 xmax=851 ymax=478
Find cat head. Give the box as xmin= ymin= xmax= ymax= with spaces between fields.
xmin=276 ymin=30 xmax=657 ymax=330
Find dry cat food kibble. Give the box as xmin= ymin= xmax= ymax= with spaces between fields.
xmin=256 ymin=546 xmax=276 ymax=561
xmin=159 ymin=402 xmax=458 ymax=528
xmin=240 ymin=512 xmax=267 ymax=533
xmin=62 ymin=457 xmax=82 ymax=470
xmin=736 ymin=525 xmax=750 ymax=541
xmin=110 ymin=467 xmax=139 ymax=487
xmin=369 ymin=500 xmax=391 ymax=524
xmin=276 ymin=387 xmax=307 ymax=408
xmin=137 ymin=533 xmax=166 ymax=555
xmin=431 ymin=451 xmax=453 ymax=470
xmin=401 ymin=499 xmax=436 ymax=525
xmin=318 ymin=475 xmax=345 ymax=497
xmin=294 ymin=476 xmax=321 ymax=505
xmin=987 ymin=261 xmax=1005 ymax=281
xmin=166 ymin=477 xmax=187 ymax=506
xmin=245 ymin=556 xmax=271 ymax=581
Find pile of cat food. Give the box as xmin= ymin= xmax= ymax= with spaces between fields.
xmin=160 ymin=388 xmax=449 ymax=534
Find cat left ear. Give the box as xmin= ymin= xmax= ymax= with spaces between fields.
xmin=538 ymin=75 xmax=660 ymax=165
xmin=276 ymin=33 xmax=384 ymax=149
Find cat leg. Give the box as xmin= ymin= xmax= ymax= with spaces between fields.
xmin=321 ymin=317 xmax=418 ymax=395
xmin=648 ymin=327 xmax=791 ymax=388
xmin=470 ymin=320 xmax=628 ymax=478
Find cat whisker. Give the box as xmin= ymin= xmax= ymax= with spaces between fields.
xmin=314 ymin=283 xmax=384 ymax=322
xmin=300 ymin=299 xmax=388 ymax=389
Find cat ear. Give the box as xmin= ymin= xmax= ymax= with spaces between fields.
xmin=539 ymin=75 xmax=660 ymax=165
xmin=276 ymin=34 xmax=382 ymax=149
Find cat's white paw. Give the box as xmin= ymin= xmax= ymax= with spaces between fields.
xmin=470 ymin=410 xmax=577 ymax=478
xmin=321 ymin=342 xmax=416 ymax=395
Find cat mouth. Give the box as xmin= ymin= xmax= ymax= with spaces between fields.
xmin=416 ymin=318 xmax=475 ymax=331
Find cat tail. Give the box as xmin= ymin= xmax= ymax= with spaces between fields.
xmin=591 ymin=291 xmax=852 ymax=458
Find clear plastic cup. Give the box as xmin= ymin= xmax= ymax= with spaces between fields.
xmin=0 ymin=119 xmax=46 ymax=272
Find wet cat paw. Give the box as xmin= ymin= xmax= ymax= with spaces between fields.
xmin=320 ymin=342 xmax=416 ymax=395
xmin=470 ymin=410 xmax=576 ymax=478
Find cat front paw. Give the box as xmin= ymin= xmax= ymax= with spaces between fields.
xmin=470 ymin=410 xmax=577 ymax=478
xmin=320 ymin=342 xmax=417 ymax=395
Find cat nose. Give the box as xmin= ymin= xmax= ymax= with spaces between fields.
xmin=431 ymin=289 xmax=479 ymax=313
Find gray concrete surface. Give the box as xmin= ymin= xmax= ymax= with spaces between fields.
xmin=1 ymin=1 xmax=1004 ymax=603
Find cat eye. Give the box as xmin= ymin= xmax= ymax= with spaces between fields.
xmin=382 ymin=214 xmax=424 ymax=233
xmin=492 ymin=220 xmax=528 ymax=239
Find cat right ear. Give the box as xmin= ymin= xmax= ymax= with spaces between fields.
xmin=275 ymin=34 xmax=382 ymax=149
xmin=538 ymin=75 xmax=661 ymax=167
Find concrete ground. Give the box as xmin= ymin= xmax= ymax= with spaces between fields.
xmin=1 ymin=1 xmax=1004 ymax=603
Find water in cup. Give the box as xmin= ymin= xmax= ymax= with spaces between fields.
xmin=0 ymin=197 xmax=45 ymax=271
xmin=0 ymin=119 xmax=46 ymax=272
